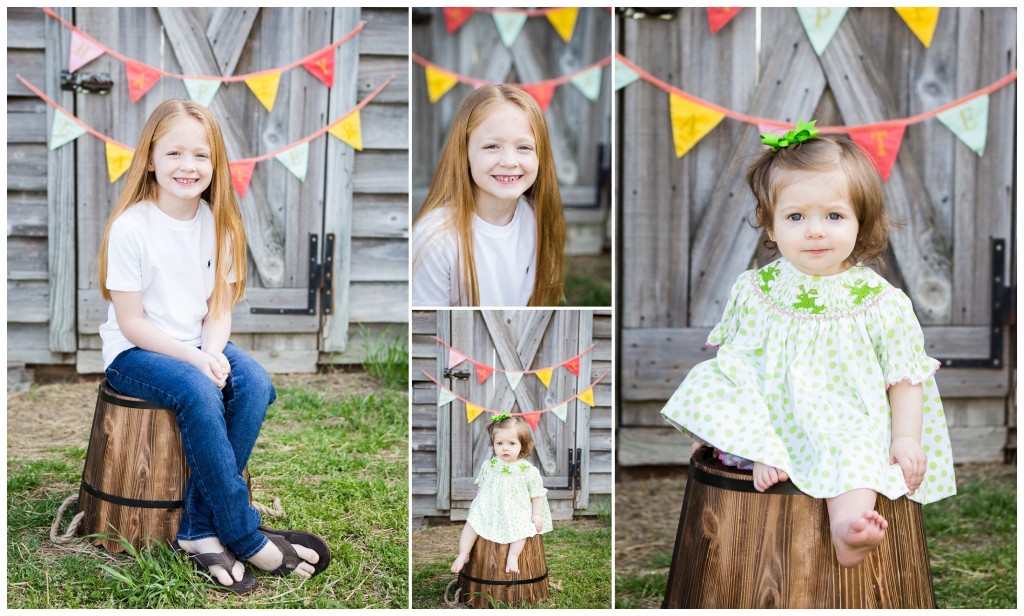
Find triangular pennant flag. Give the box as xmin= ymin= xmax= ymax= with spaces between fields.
xmin=466 ymin=402 xmax=484 ymax=423
xmin=546 ymin=7 xmax=579 ymax=42
xmin=522 ymin=411 xmax=542 ymax=430
xmin=535 ymin=368 xmax=554 ymax=388
xmin=425 ymin=65 xmax=460 ymax=103
xmin=614 ymin=58 xmax=641 ymax=91
xmin=757 ymin=123 xmax=788 ymax=149
xmin=125 ymin=59 xmax=161 ymax=104
xmin=68 ymin=31 xmax=105 ymax=73
xmin=443 ymin=8 xmax=474 ymax=34
xmin=937 ymin=94 xmax=989 ymax=156
xmin=477 ymin=364 xmax=494 ymax=383
xmin=796 ymin=7 xmax=848 ymax=56
xmin=302 ymin=47 xmax=335 ymax=88
xmin=563 ymin=356 xmax=580 ymax=376
xmin=570 ymin=66 xmax=603 ymax=102
xmin=274 ymin=142 xmax=310 ymax=182
xmin=328 ymin=111 xmax=363 ymax=151
xmin=105 ymin=141 xmax=134 ymax=183
xmin=446 ymin=349 xmax=467 ymax=370
xmin=895 ymin=7 xmax=940 ymax=48
xmin=493 ymin=12 xmax=528 ymax=48
xmin=505 ymin=372 xmax=524 ymax=390
xmin=669 ymin=93 xmax=724 ymax=158
xmin=522 ymin=83 xmax=556 ymax=113
xmin=707 ymin=8 xmax=742 ymax=34
xmin=577 ymin=386 xmax=595 ymax=408
xmin=550 ymin=403 xmax=568 ymax=422
xmin=245 ymin=72 xmax=281 ymax=112
xmin=848 ymin=125 xmax=906 ymax=181
xmin=229 ymin=161 xmax=257 ymax=197
xmin=183 ymin=79 xmax=221 ymax=108
xmin=50 ymin=110 xmax=87 ymax=150
xmin=437 ymin=387 xmax=457 ymax=407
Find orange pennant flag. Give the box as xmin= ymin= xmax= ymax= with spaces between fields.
xmin=535 ymin=368 xmax=554 ymax=388
xmin=577 ymin=386 xmax=595 ymax=408
xmin=246 ymin=72 xmax=281 ymax=112
xmin=546 ymin=7 xmax=579 ymax=42
xmin=302 ymin=48 xmax=335 ymax=88
xmin=848 ymin=126 xmax=906 ymax=181
xmin=229 ymin=161 xmax=257 ymax=197
xmin=522 ymin=411 xmax=542 ymax=430
xmin=425 ymin=65 xmax=460 ymax=103
xmin=522 ymin=83 xmax=556 ymax=112
xmin=328 ymin=111 xmax=363 ymax=151
xmin=894 ymin=7 xmax=940 ymax=48
xmin=444 ymin=7 xmax=474 ymax=34
xmin=477 ymin=364 xmax=494 ymax=383
xmin=125 ymin=59 xmax=161 ymax=104
xmin=563 ymin=356 xmax=580 ymax=376
xmin=669 ymin=93 xmax=724 ymax=158
xmin=466 ymin=403 xmax=484 ymax=424
xmin=105 ymin=141 xmax=134 ymax=183
xmin=707 ymin=8 xmax=742 ymax=34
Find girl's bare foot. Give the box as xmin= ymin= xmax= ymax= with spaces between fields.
xmin=451 ymin=552 xmax=470 ymax=573
xmin=752 ymin=461 xmax=789 ymax=492
xmin=832 ymin=510 xmax=888 ymax=567
xmin=505 ymin=554 xmax=520 ymax=574
xmin=247 ymin=537 xmax=320 ymax=578
xmin=177 ymin=537 xmax=244 ymax=586
xmin=690 ymin=441 xmax=703 ymax=456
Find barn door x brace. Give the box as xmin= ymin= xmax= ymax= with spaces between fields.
xmin=249 ymin=233 xmax=334 ymax=316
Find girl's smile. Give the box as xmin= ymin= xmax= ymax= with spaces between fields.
xmin=467 ymin=102 xmax=538 ymax=219
xmin=148 ymin=116 xmax=213 ymax=219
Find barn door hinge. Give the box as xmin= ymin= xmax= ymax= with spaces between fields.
xmin=560 ymin=448 xmax=582 ymax=491
xmin=249 ymin=233 xmax=334 ymax=316
xmin=936 ymin=238 xmax=1011 ymax=369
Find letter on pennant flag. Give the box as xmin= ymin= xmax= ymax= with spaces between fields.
xmin=493 ymin=12 xmax=528 ymax=48
xmin=614 ymin=58 xmax=640 ymax=91
xmin=577 ymin=387 xmax=595 ymax=408
xmin=707 ymin=8 xmax=741 ymax=34
xmin=535 ymin=368 xmax=554 ymax=388
xmin=246 ymin=72 xmax=281 ymax=112
xmin=302 ymin=48 xmax=335 ymax=88
xmin=669 ymin=93 xmax=724 ymax=158
xmin=546 ymin=7 xmax=579 ymax=42
xmin=895 ymin=7 xmax=940 ymax=48
xmin=466 ymin=403 xmax=484 ymax=424
xmin=68 ymin=31 xmax=105 ymax=73
xmin=229 ymin=161 xmax=257 ymax=197
xmin=522 ymin=412 xmax=542 ymax=430
xmin=570 ymin=66 xmax=603 ymax=102
xmin=328 ymin=111 xmax=364 ymax=151
xmin=796 ymin=7 xmax=848 ymax=56
xmin=550 ymin=403 xmax=568 ymax=422
xmin=274 ymin=142 xmax=310 ymax=182
xmin=183 ymin=79 xmax=221 ymax=108
xmin=125 ymin=60 xmax=161 ymax=104
xmin=522 ymin=83 xmax=556 ymax=112
xmin=505 ymin=372 xmax=524 ymax=390
xmin=848 ymin=126 xmax=905 ymax=181
xmin=50 ymin=110 xmax=87 ymax=150
xmin=105 ymin=142 xmax=134 ymax=183
xmin=477 ymin=364 xmax=494 ymax=383
xmin=446 ymin=349 xmax=467 ymax=370
xmin=437 ymin=387 xmax=457 ymax=407
xmin=425 ymin=65 xmax=460 ymax=103
xmin=937 ymin=94 xmax=989 ymax=156
xmin=443 ymin=7 xmax=474 ymax=34
xmin=563 ymin=356 xmax=580 ymax=376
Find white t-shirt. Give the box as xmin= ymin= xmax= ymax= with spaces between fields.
xmin=99 ymin=201 xmax=221 ymax=369
xmin=411 ymin=198 xmax=537 ymax=307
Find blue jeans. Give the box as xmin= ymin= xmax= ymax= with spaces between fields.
xmin=105 ymin=342 xmax=275 ymax=559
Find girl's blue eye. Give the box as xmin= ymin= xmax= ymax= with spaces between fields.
xmin=827 ymin=212 xmax=842 ymax=220
xmin=787 ymin=213 xmax=803 ymax=221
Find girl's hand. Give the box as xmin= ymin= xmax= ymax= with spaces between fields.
xmin=189 ymin=348 xmax=227 ymax=389
xmin=890 ymin=437 xmax=927 ymax=495
xmin=205 ymin=350 xmax=231 ymax=380
xmin=532 ymin=514 xmax=544 ymax=533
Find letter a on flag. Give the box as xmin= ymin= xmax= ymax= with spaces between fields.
xmin=670 ymin=93 xmax=724 ymax=158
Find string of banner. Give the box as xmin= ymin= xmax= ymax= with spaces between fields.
xmin=436 ymin=336 xmax=594 ymax=387
xmin=616 ymin=7 xmax=1017 ymax=180
xmin=17 ymin=73 xmax=394 ymax=196
xmin=44 ymin=7 xmax=362 ymax=110
xmin=440 ymin=7 xmax=607 ymax=40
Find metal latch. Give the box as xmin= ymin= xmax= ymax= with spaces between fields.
xmin=249 ymin=233 xmax=334 ymax=316
xmin=60 ymin=70 xmax=113 ymax=94
xmin=443 ymin=369 xmax=471 ymax=380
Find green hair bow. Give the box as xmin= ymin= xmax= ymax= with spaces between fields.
xmin=490 ymin=413 xmax=511 ymax=422
xmin=760 ymin=119 xmax=820 ymax=151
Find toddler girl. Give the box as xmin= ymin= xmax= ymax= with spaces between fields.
xmin=412 ymin=84 xmax=566 ymax=307
xmin=451 ymin=415 xmax=553 ymax=574
xmin=661 ymin=124 xmax=956 ymax=568
xmin=98 ymin=100 xmax=329 ymax=593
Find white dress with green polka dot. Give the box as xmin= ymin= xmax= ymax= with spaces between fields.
xmin=466 ymin=457 xmax=554 ymax=544
xmin=661 ymin=258 xmax=956 ymax=505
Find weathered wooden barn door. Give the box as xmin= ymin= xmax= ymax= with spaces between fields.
xmin=618 ymin=7 xmax=1015 ymax=465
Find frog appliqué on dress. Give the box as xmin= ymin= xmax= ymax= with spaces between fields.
xmin=758 ymin=263 xmax=781 ymax=293
xmin=501 ymin=466 xmax=512 ymax=475
xmin=792 ymin=285 xmax=826 ymax=314
xmin=846 ymin=279 xmax=883 ymax=305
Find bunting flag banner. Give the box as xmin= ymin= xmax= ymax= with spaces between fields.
xmin=577 ymin=386 xmax=595 ymax=408
xmin=446 ymin=349 xmax=467 ymax=370
xmin=50 ymin=110 xmax=87 ymax=150
xmin=563 ymin=356 xmax=580 ymax=376
xmin=274 ymin=142 xmax=310 ymax=182
xmin=423 ymin=369 xmax=610 ymax=420
xmin=125 ymin=59 xmax=161 ymax=103
xmin=614 ymin=57 xmax=641 ymax=91
xmin=505 ymin=372 xmax=525 ymax=390
xmin=493 ymin=11 xmax=528 ymax=48
xmin=707 ymin=8 xmax=742 ymax=34
xmin=328 ymin=111 xmax=364 ymax=151
xmin=937 ymin=94 xmax=989 ymax=156
xmin=546 ymin=8 xmax=579 ymax=42
xmin=522 ymin=83 xmax=556 ymax=112
xmin=105 ymin=141 xmax=134 ymax=183
xmin=570 ymin=66 xmax=603 ymax=102
xmin=437 ymin=387 xmax=457 ymax=407
xmin=183 ymin=79 xmax=221 ymax=108
xmin=549 ymin=403 xmax=568 ymax=422
xmin=229 ymin=161 xmax=257 ymax=198
xmin=476 ymin=364 xmax=495 ymax=384
xmin=466 ymin=402 xmax=484 ymax=424
xmin=796 ymin=7 xmax=848 ymax=57
xmin=246 ymin=72 xmax=281 ymax=112
xmin=848 ymin=125 xmax=905 ymax=181
xmin=444 ymin=7 xmax=475 ymax=34
xmin=302 ymin=48 xmax=336 ymax=88
xmin=425 ymin=65 xmax=460 ymax=103
xmin=670 ymin=93 xmax=725 ymax=158
xmin=535 ymin=368 xmax=554 ymax=388
xmin=895 ymin=7 xmax=940 ymax=48
xmin=522 ymin=411 xmax=542 ymax=430
xmin=68 ymin=30 xmax=105 ymax=73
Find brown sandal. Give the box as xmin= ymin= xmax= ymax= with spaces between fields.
xmin=170 ymin=541 xmax=258 ymax=595
xmin=258 ymin=527 xmax=331 ymax=578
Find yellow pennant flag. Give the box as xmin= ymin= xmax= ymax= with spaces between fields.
xmin=329 ymin=111 xmax=363 ymax=151
xmin=245 ymin=72 xmax=281 ymax=112
xmin=546 ymin=7 xmax=579 ymax=42
xmin=535 ymin=368 xmax=554 ymax=388
xmin=894 ymin=7 xmax=940 ymax=48
xmin=466 ymin=403 xmax=484 ymax=423
xmin=669 ymin=92 xmax=724 ymax=158
xmin=425 ymin=65 xmax=459 ymax=103
xmin=105 ymin=141 xmax=134 ymax=183
xmin=577 ymin=386 xmax=595 ymax=408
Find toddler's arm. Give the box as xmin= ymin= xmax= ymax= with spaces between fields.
xmin=531 ymin=495 xmax=545 ymax=532
xmin=888 ymin=381 xmax=927 ymax=494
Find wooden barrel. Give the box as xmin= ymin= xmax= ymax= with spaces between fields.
xmin=663 ymin=447 xmax=936 ymax=608
xmin=458 ymin=534 xmax=549 ymax=608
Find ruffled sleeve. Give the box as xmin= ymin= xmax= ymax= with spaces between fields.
xmin=523 ymin=464 xmax=547 ymax=499
xmin=707 ymin=270 xmax=753 ymax=347
xmin=871 ymin=290 xmax=941 ymax=387
xmin=474 ymin=458 xmax=491 ymax=486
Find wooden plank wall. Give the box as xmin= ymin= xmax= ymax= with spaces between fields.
xmin=617 ymin=7 xmax=1016 ymax=465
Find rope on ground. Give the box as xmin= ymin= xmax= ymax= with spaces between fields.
xmin=444 ymin=578 xmax=462 ymax=606
xmin=252 ymin=496 xmax=284 ymax=518
xmin=549 ymin=579 xmax=563 ymax=592
xmin=50 ymin=493 xmax=84 ymax=545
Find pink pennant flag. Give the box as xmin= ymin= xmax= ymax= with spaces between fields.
xmin=447 ymin=349 xmax=467 ymax=369
xmin=563 ymin=355 xmax=580 ymax=376
xmin=522 ymin=83 xmax=556 ymax=112
xmin=125 ymin=59 xmax=161 ymax=103
xmin=229 ymin=161 xmax=257 ymax=197
xmin=757 ymin=123 xmax=788 ymax=149
xmin=444 ymin=7 xmax=474 ymax=34
xmin=69 ymin=31 xmax=105 ymax=73
xmin=476 ymin=364 xmax=494 ymax=384
xmin=522 ymin=411 xmax=542 ymax=430
xmin=302 ymin=47 xmax=335 ymax=88
xmin=848 ymin=125 xmax=906 ymax=181
xmin=707 ymin=8 xmax=742 ymax=34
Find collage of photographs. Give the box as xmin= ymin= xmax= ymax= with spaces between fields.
xmin=5 ymin=5 xmax=1017 ymax=610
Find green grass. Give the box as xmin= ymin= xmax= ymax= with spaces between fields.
xmin=359 ymin=326 xmax=409 ymax=391
xmin=563 ymin=274 xmax=611 ymax=307
xmin=7 ymin=378 xmax=409 ymax=608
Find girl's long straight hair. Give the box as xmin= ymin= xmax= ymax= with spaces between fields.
xmin=98 ymin=99 xmax=247 ymax=318
xmin=414 ymin=85 xmax=566 ymax=306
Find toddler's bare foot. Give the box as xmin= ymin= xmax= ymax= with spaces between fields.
xmin=177 ymin=537 xmax=244 ymax=586
xmin=832 ymin=510 xmax=888 ymax=567
xmin=690 ymin=441 xmax=703 ymax=456
xmin=451 ymin=552 xmax=470 ymax=573
xmin=505 ymin=554 xmax=520 ymax=574
xmin=752 ymin=461 xmax=789 ymax=492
